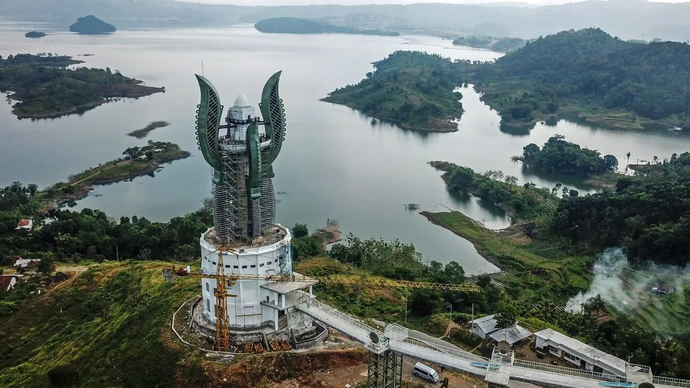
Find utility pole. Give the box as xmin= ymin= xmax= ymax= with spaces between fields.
xmin=404 ymin=292 xmax=409 ymax=324
xmin=448 ymin=304 xmax=453 ymax=323
xmin=471 ymin=302 xmax=474 ymax=323
xmin=116 ymin=245 xmax=119 ymax=261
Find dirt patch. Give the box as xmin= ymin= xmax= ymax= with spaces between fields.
xmin=202 ymin=348 xmax=368 ymax=388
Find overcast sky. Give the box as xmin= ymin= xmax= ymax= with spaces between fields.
xmin=178 ymin=0 xmax=688 ymax=5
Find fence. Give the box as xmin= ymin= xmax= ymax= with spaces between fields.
xmin=514 ymin=359 xmax=624 ymax=383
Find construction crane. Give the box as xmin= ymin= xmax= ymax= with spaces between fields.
xmin=166 ymin=250 xmax=481 ymax=351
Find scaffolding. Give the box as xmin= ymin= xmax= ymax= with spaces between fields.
xmin=260 ymin=178 xmax=276 ymax=232
xmin=216 ymin=147 xmax=249 ymax=245
xmin=366 ymin=337 xmax=402 ymax=388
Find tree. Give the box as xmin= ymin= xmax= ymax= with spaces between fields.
xmin=291 ymin=223 xmax=309 ymax=239
xmin=522 ymin=143 xmax=540 ymax=161
xmin=38 ymin=256 xmax=55 ymax=275
xmin=603 ymin=155 xmax=619 ymax=172
xmin=495 ymin=301 xmax=518 ymax=329
xmin=442 ymin=261 xmax=465 ymax=284
xmin=47 ymin=364 xmax=80 ymax=387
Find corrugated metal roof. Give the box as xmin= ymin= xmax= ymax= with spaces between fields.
xmin=489 ymin=324 xmax=532 ymax=345
xmin=535 ymin=328 xmax=626 ymax=376
xmin=471 ymin=314 xmax=498 ymax=333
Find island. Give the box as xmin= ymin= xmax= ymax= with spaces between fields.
xmin=322 ymin=51 xmax=464 ymax=132
xmin=127 ymin=121 xmax=170 ymax=139
xmin=515 ymin=135 xmax=620 ymax=187
xmin=40 ymin=141 xmax=190 ymax=211
xmin=0 ymin=53 xmax=164 ymax=119
xmin=69 ymin=15 xmax=116 ymax=34
xmin=452 ymin=36 xmax=526 ymax=52
xmin=331 ymin=28 xmax=690 ymax=133
xmin=24 ymin=31 xmax=46 ymax=39
xmin=255 ymin=17 xmax=399 ymax=37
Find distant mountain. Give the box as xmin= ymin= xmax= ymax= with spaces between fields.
xmin=24 ymin=31 xmax=46 ymax=39
xmin=255 ymin=17 xmax=398 ymax=36
xmin=69 ymin=15 xmax=116 ymax=34
xmin=3 ymin=0 xmax=690 ymax=42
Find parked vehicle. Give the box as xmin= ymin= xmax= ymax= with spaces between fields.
xmin=413 ymin=362 xmax=440 ymax=383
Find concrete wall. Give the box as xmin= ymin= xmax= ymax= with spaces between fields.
xmin=199 ymin=225 xmax=291 ymax=328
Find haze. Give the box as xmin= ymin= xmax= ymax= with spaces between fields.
xmin=181 ymin=0 xmax=688 ymax=5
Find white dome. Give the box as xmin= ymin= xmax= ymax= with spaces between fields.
xmin=233 ymin=93 xmax=250 ymax=107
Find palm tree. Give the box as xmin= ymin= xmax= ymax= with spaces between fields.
xmin=625 ymin=152 xmax=631 ymax=174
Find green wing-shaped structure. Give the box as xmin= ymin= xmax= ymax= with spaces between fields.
xmin=246 ymin=122 xmax=262 ymax=200
xmin=259 ymin=71 xmax=286 ymax=169
xmin=195 ymin=74 xmax=224 ymax=173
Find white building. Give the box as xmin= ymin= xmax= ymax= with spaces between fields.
xmin=534 ymin=328 xmax=626 ymax=377
xmin=14 ymin=258 xmax=40 ymax=269
xmin=199 ymin=224 xmax=317 ymax=332
xmin=471 ymin=314 xmax=498 ymax=339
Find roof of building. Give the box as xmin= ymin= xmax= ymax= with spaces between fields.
xmin=0 ymin=275 xmax=16 ymax=291
xmin=471 ymin=314 xmax=498 ymax=334
xmin=233 ymin=93 xmax=250 ymax=107
xmin=260 ymin=272 xmax=318 ymax=295
xmin=16 ymin=219 xmax=33 ymax=229
xmin=489 ymin=324 xmax=532 ymax=345
xmin=14 ymin=258 xmax=40 ymax=268
xmin=535 ymin=328 xmax=626 ymax=375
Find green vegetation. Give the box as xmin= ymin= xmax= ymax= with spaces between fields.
xmin=520 ymin=135 xmax=619 ymax=177
xmin=452 ymin=36 xmax=526 ymax=52
xmin=69 ymin=15 xmax=116 ymax=34
xmin=0 ymin=262 xmax=207 ymax=388
xmin=0 ymin=181 xmax=210 ymax=261
xmin=0 ymin=53 xmax=163 ymax=119
xmin=554 ymin=152 xmax=690 ymax=266
xmin=323 ymin=51 xmax=464 ymax=132
xmin=255 ymin=17 xmax=399 ymax=36
xmin=24 ymin=31 xmax=46 ymax=38
xmin=430 ymin=161 xmax=558 ymax=222
xmin=470 ymin=28 xmax=690 ymax=130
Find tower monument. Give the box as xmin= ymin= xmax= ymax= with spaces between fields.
xmin=195 ymin=72 xmax=297 ymax=331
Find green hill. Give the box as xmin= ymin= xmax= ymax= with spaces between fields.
xmin=254 ymin=17 xmax=398 ymax=36
xmin=69 ymin=15 xmax=116 ymax=34
xmin=0 ymin=262 xmax=206 ymax=388
xmin=322 ymin=51 xmax=464 ymax=132
xmin=471 ymin=28 xmax=690 ymax=130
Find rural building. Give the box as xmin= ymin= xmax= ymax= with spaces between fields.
xmin=534 ymin=328 xmax=626 ymax=377
xmin=651 ymin=283 xmax=674 ymax=295
xmin=14 ymin=258 xmax=41 ymax=269
xmin=15 ymin=219 xmax=33 ymax=230
xmin=0 ymin=275 xmax=18 ymax=291
xmin=471 ymin=314 xmax=498 ymax=339
xmin=489 ymin=323 xmax=532 ymax=348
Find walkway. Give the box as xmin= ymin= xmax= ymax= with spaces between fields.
xmin=297 ymin=299 xmax=690 ymax=388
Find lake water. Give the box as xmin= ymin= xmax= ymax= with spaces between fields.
xmin=2 ymin=23 xmax=690 ymax=274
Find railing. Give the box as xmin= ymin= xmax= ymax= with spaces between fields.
xmin=654 ymin=376 xmax=690 ymax=388
xmin=514 ymin=359 xmax=624 ymax=383
xmin=299 ymin=299 xmax=382 ymax=338
xmin=384 ymin=324 xmax=409 ymax=341
xmin=403 ymin=337 xmax=487 ymax=363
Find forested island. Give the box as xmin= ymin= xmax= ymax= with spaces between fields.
xmin=24 ymin=31 xmax=46 ymax=39
xmin=452 ymin=36 xmax=526 ymax=52
xmin=255 ymin=17 xmax=399 ymax=36
xmin=323 ymin=51 xmax=464 ymax=132
xmin=331 ymin=28 xmax=690 ymax=132
xmin=69 ymin=15 xmax=116 ymax=34
xmin=0 ymin=54 xmax=164 ymax=119
xmin=518 ymin=135 xmax=619 ymax=177
xmin=127 ymin=121 xmax=170 ymax=139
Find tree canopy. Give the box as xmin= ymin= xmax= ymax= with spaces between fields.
xmin=521 ymin=135 xmax=618 ymax=176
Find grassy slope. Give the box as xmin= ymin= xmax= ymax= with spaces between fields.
xmin=421 ymin=211 xmax=592 ymax=292
xmin=0 ymin=261 xmax=206 ymax=388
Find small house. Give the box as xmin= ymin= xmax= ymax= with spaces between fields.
xmin=15 ymin=219 xmax=33 ymax=230
xmin=14 ymin=258 xmax=41 ymax=269
xmin=489 ymin=323 xmax=532 ymax=348
xmin=471 ymin=314 xmax=499 ymax=339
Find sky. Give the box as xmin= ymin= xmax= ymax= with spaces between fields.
xmin=178 ymin=0 xmax=689 ymax=5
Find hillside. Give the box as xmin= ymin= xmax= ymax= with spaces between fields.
xmin=452 ymin=36 xmax=526 ymax=52
xmin=470 ymin=28 xmax=690 ymax=130
xmin=0 ymin=262 xmax=207 ymax=388
xmin=255 ymin=17 xmax=398 ymax=36
xmin=322 ymin=51 xmax=464 ymax=132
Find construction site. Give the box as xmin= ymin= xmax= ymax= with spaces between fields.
xmin=173 ymin=70 xmax=690 ymax=388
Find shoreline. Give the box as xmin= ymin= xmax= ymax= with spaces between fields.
xmin=322 ymin=98 xmax=460 ymax=133
xmin=39 ymin=148 xmax=190 ymax=212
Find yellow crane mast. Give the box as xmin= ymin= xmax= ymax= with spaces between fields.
xmin=171 ymin=261 xmax=481 ymax=351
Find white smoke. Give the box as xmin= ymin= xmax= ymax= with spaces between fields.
xmin=566 ymin=248 xmax=690 ymax=314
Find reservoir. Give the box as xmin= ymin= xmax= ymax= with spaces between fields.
xmin=1 ymin=24 xmax=690 ymax=274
